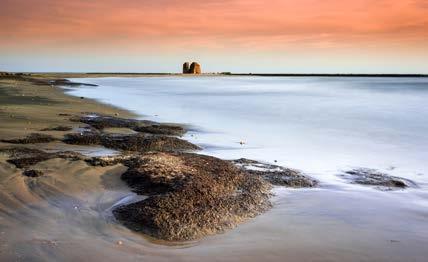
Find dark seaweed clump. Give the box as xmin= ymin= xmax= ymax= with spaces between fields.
xmin=22 ymin=169 xmax=44 ymax=178
xmin=1 ymin=133 xmax=56 ymax=144
xmin=41 ymin=125 xmax=73 ymax=131
xmin=0 ymin=147 xmax=84 ymax=168
xmin=74 ymin=114 xmax=185 ymax=136
xmin=63 ymin=131 xmax=199 ymax=152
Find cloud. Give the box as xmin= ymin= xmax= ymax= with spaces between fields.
xmin=0 ymin=0 xmax=427 ymax=52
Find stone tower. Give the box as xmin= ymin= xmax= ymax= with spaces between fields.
xmin=182 ymin=62 xmax=201 ymax=74
xmin=189 ymin=62 xmax=201 ymax=74
xmin=183 ymin=62 xmax=190 ymax=74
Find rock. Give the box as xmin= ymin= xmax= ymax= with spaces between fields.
xmin=73 ymin=114 xmax=154 ymax=130
xmin=133 ymin=124 xmax=185 ymax=136
xmin=41 ymin=126 xmax=73 ymax=131
xmin=22 ymin=170 xmax=44 ymax=178
xmin=72 ymin=114 xmax=187 ymax=136
xmin=85 ymin=154 xmax=136 ymax=167
xmin=63 ymin=132 xmax=200 ymax=152
xmin=340 ymin=168 xmax=415 ymax=189
xmin=1 ymin=133 xmax=56 ymax=144
xmin=183 ymin=62 xmax=190 ymax=74
xmin=232 ymin=158 xmax=317 ymax=187
xmin=130 ymin=135 xmax=199 ymax=152
xmin=63 ymin=131 xmax=103 ymax=145
xmin=189 ymin=62 xmax=201 ymax=74
xmin=0 ymin=147 xmax=85 ymax=168
xmin=182 ymin=62 xmax=202 ymax=74
xmin=113 ymin=152 xmax=272 ymax=241
xmin=49 ymin=79 xmax=98 ymax=87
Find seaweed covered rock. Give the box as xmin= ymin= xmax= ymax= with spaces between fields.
xmin=341 ymin=168 xmax=415 ymax=190
xmin=22 ymin=169 xmax=44 ymax=178
xmin=63 ymin=131 xmax=103 ymax=145
xmin=85 ymin=154 xmax=136 ymax=167
xmin=132 ymin=136 xmax=199 ymax=152
xmin=73 ymin=114 xmax=186 ymax=136
xmin=232 ymin=158 xmax=317 ymax=187
xmin=73 ymin=114 xmax=154 ymax=130
xmin=133 ymin=124 xmax=185 ymax=136
xmin=1 ymin=133 xmax=56 ymax=144
xmin=0 ymin=147 xmax=84 ymax=168
xmin=41 ymin=125 xmax=73 ymax=131
xmin=49 ymin=79 xmax=98 ymax=87
xmin=63 ymin=132 xmax=200 ymax=152
xmin=113 ymin=152 xmax=272 ymax=241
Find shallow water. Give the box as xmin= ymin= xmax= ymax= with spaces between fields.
xmin=68 ymin=76 xmax=428 ymax=187
xmin=2 ymin=76 xmax=426 ymax=261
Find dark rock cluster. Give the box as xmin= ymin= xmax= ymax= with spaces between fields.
xmin=0 ymin=113 xmax=321 ymax=242
xmin=22 ymin=169 xmax=44 ymax=178
xmin=63 ymin=131 xmax=199 ymax=152
xmin=41 ymin=125 xmax=73 ymax=131
xmin=232 ymin=158 xmax=317 ymax=187
xmin=183 ymin=62 xmax=201 ymax=74
xmin=113 ymin=152 xmax=272 ymax=241
xmin=0 ymin=147 xmax=84 ymax=168
xmin=73 ymin=114 xmax=185 ymax=136
xmin=1 ymin=133 xmax=56 ymax=144
xmin=340 ymin=168 xmax=415 ymax=190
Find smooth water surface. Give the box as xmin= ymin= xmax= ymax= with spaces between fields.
xmin=55 ymin=76 xmax=428 ymax=261
xmin=68 ymin=76 xmax=428 ymax=187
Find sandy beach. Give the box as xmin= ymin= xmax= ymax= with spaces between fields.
xmin=1 ymin=74 xmax=427 ymax=262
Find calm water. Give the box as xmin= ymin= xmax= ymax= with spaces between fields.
xmin=68 ymin=76 xmax=428 ymax=187
xmin=53 ymin=76 xmax=428 ymax=261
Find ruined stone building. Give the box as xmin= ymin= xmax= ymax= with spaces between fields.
xmin=183 ymin=62 xmax=201 ymax=74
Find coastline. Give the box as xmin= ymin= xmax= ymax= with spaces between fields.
xmin=0 ymin=75 xmax=285 ymax=241
xmin=1 ymin=74 xmax=427 ymax=261
xmin=0 ymin=74 xmax=136 ymax=143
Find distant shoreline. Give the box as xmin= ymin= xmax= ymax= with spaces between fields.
xmin=230 ymin=73 xmax=428 ymax=77
xmin=2 ymin=72 xmax=428 ymax=78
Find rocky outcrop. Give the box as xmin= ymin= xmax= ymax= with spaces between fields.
xmin=182 ymin=62 xmax=201 ymax=74
xmin=340 ymin=168 xmax=416 ymax=190
xmin=63 ymin=131 xmax=200 ymax=152
xmin=182 ymin=62 xmax=190 ymax=74
xmin=113 ymin=152 xmax=272 ymax=241
xmin=41 ymin=125 xmax=73 ymax=131
xmin=232 ymin=158 xmax=317 ymax=187
xmin=189 ymin=62 xmax=201 ymax=74
xmin=72 ymin=114 xmax=185 ymax=135
xmin=0 ymin=147 xmax=84 ymax=168
xmin=22 ymin=170 xmax=44 ymax=178
xmin=1 ymin=133 xmax=56 ymax=144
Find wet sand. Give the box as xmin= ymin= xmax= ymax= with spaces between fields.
xmin=1 ymin=75 xmax=427 ymax=261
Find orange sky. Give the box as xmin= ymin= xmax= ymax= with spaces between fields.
xmin=1 ymin=0 xmax=427 ymax=73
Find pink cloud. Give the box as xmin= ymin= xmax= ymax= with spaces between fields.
xmin=1 ymin=0 xmax=427 ymax=52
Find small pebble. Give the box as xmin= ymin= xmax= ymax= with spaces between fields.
xmin=116 ymin=240 xmax=123 ymax=245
